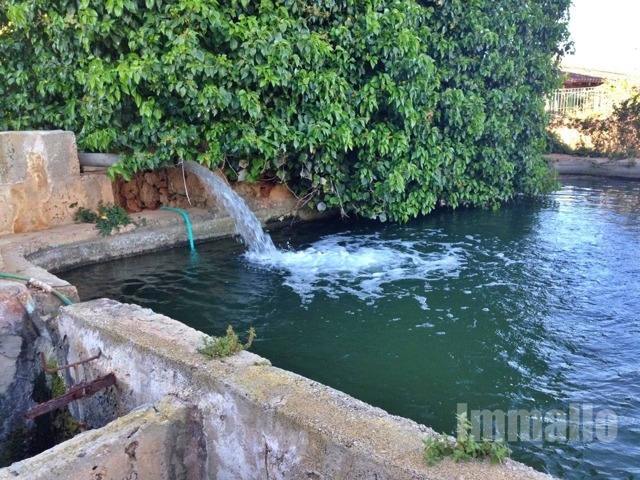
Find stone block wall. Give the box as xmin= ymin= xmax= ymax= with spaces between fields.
xmin=113 ymin=166 xmax=294 ymax=213
xmin=112 ymin=167 xmax=213 ymax=212
xmin=0 ymin=131 xmax=114 ymax=236
xmin=0 ymin=281 xmax=46 ymax=466
xmin=0 ymin=396 xmax=205 ymax=480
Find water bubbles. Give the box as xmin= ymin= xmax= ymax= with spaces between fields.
xmin=414 ymin=295 xmax=429 ymax=310
xmin=246 ymin=232 xmax=463 ymax=304
xmin=185 ymin=161 xmax=463 ymax=306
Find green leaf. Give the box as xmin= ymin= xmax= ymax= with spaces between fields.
xmin=0 ymin=0 xmax=568 ymax=218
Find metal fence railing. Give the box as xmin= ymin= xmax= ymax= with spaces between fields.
xmin=546 ymin=87 xmax=614 ymax=118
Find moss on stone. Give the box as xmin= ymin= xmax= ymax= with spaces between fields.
xmin=2 ymin=366 xmax=82 ymax=467
xmin=0 ymin=423 xmax=30 ymax=468
xmin=47 ymin=365 xmax=82 ymax=443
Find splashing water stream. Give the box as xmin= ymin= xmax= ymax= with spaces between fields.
xmin=185 ymin=162 xmax=459 ymax=298
xmin=184 ymin=162 xmax=277 ymax=255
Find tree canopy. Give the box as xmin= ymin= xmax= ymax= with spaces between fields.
xmin=0 ymin=0 xmax=571 ymax=221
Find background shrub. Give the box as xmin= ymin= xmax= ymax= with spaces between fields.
xmin=0 ymin=0 xmax=571 ymax=221
xmin=548 ymin=92 xmax=640 ymax=158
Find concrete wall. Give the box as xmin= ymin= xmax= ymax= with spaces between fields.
xmin=0 ymin=131 xmax=113 ymax=236
xmin=0 ymin=281 xmax=52 ymax=466
xmin=0 ymin=396 xmax=206 ymax=480
xmin=0 ymin=282 xmax=38 ymax=460
xmin=547 ymin=154 xmax=640 ymax=178
xmin=9 ymin=298 xmax=552 ymax=480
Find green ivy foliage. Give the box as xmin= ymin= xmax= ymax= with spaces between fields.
xmin=0 ymin=0 xmax=570 ymax=221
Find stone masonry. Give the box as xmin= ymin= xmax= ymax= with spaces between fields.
xmin=0 ymin=281 xmax=48 ymax=466
xmin=0 ymin=131 xmax=114 ymax=236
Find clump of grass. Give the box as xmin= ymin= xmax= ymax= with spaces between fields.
xmin=423 ymin=413 xmax=511 ymax=466
xmin=199 ymin=326 xmax=256 ymax=359
xmin=70 ymin=201 xmax=146 ymax=236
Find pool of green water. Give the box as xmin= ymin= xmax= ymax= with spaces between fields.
xmin=61 ymin=176 xmax=640 ymax=479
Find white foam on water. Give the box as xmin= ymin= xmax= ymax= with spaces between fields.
xmin=183 ymin=162 xmax=465 ymax=305
xmin=416 ymin=322 xmax=435 ymax=328
xmin=246 ymin=233 xmax=464 ymax=303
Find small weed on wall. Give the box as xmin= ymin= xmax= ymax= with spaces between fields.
xmin=199 ymin=326 xmax=256 ymax=359
xmin=423 ymin=413 xmax=511 ymax=466
xmin=70 ymin=201 xmax=146 ymax=236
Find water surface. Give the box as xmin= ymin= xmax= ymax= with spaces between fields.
xmin=62 ymin=177 xmax=640 ymax=479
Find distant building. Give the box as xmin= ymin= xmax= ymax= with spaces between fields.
xmin=561 ymin=71 xmax=605 ymax=89
xmin=548 ymin=68 xmax=617 ymax=118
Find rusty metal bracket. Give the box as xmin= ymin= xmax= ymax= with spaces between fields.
xmin=40 ymin=350 xmax=101 ymax=373
xmin=24 ymin=373 xmax=117 ymax=419
xmin=27 ymin=350 xmax=111 ymax=421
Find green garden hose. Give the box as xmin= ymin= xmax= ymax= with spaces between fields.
xmin=160 ymin=206 xmax=196 ymax=252
xmin=0 ymin=273 xmax=74 ymax=305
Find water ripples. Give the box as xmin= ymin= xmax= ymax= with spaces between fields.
xmin=61 ymin=177 xmax=640 ymax=479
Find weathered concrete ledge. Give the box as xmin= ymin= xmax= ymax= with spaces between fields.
xmin=547 ymin=153 xmax=640 ymax=178
xmin=0 ymin=395 xmax=205 ymax=480
xmin=0 ymin=299 xmax=552 ymax=480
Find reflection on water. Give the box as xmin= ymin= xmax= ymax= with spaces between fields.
xmin=61 ymin=177 xmax=640 ymax=479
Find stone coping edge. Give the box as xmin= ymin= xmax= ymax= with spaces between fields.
xmin=0 ymin=396 xmax=197 ymax=480
xmin=547 ymin=154 xmax=640 ymax=179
